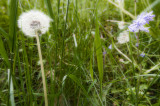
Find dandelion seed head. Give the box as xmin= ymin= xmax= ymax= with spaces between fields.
xmin=117 ymin=31 xmax=129 ymax=44
xmin=18 ymin=10 xmax=52 ymax=37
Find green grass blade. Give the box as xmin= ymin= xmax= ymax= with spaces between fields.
xmin=94 ymin=1 xmax=104 ymax=97
xmin=90 ymin=47 xmax=94 ymax=81
xmin=61 ymin=0 xmax=70 ymax=79
xmin=9 ymin=0 xmax=18 ymax=51
xmin=144 ymin=0 xmax=160 ymax=12
xmin=44 ymin=0 xmax=57 ymax=34
xmin=8 ymin=69 xmax=15 ymax=106
xmin=0 ymin=36 xmax=10 ymax=66
xmin=68 ymin=74 xmax=88 ymax=97
xmin=0 ymin=27 xmax=10 ymax=42
xmin=44 ymin=0 xmax=58 ymax=105
xmin=21 ymin=35 xmax=33 ymax=105
xmin=8 ymin=0 xmax=18 ymax=105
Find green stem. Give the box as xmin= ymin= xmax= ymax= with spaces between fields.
xmin=136 ymin=31 xmax=142 ymax=105
xmin=135 ymin=0 xmax=137 ymax=16
xmin=61 ymin=0 xmax=70 ymax=79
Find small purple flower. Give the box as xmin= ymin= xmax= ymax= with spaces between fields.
xmin=108 ymin=44 xmax=112 ymax=49
xmin=136 ymin=43 xmax=139 ymax=47
xmin=139 ymin=26 xmax=150 ymax=32
xmin=142 ymin=11 xmax=155 ymax=24
xmin=128 ymin=23 xmax=150 ymax=32
xmin=128 ymin=23 xmax=138 ymax=32
xmin=140 ymin=53 xmax=145 ymax=57
xmin=103 ymin=51 xmax=107 ymax=55
xmin=128 ymin=11 xmax=155 ymax=33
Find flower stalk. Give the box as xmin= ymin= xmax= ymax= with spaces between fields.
xmin=134 ymin=0 xmax=137 ymax=16
xmin=35 ymin=31 xmax=48 ymax=106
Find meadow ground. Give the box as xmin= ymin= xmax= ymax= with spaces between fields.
xmin=0 ymin=0 xmax=160 ymax=105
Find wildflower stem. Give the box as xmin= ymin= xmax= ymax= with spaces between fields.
xmin=119 ymin=1 xmax=124 ymax=21
xmin=108 ymin=0 xmax=135 ymax=19
xmin=135 ymin=32 xmax=140 ymax=105
xmin=134 ymin=0 xmax=137 ymax=16
xmin=136 ymin=31 xmax=142 ymax=105
xmin=35 ymin=31 xmax=48 ymax=106
xmin=120 ymin=7 xmax=124 ymax=21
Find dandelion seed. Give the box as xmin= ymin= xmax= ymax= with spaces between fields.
xmin=117 ymin=31 xmax=129 ymax=44
xmin=128 ymin=11 xmax=155 ymax=33
xmin=18 ymin=10 xmax=52 ymax=37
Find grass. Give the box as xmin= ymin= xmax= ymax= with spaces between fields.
xmin=0 ymin=0 xmax=160 ymax=105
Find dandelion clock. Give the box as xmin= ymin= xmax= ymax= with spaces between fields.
xmin=18 ymin=10 xmax=52 ymax=106
xmin=18 ymin=10 xmax=52 ymax=37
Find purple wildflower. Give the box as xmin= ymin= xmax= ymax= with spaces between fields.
xmin=136 ymin=43 xmax=139 ymax=47
xmin=142 ymin=11 xmax=155 ymax=24
xmin=103 ymin=51 xmax=107 ymax=55
xmin=128 ymin=23 xmax=150 ymax=32
xmin=108 ymin=44 xmax=112 ymax=49
xmin=128 ymin=11 xmax=155 ymax=33
xmin=140 ymin=53 xmax=145 ymax=57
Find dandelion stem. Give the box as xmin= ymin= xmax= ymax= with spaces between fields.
xmin=35 ymin=31 xmax=48 ymax=106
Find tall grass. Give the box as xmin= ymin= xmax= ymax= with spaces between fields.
xmin=0 ymin=0 xmax=160 ymax=105
xmin=94 ymin=0 xmax=104 ymax=100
